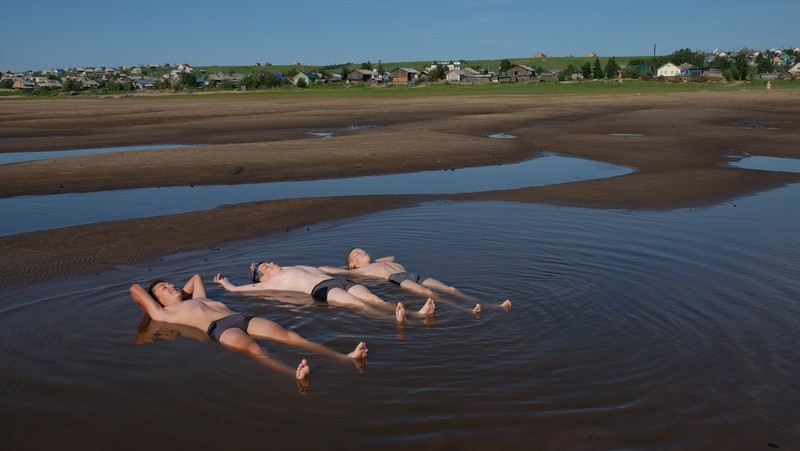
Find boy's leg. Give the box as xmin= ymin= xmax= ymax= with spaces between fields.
xmin=420 ymin=277 xmax=461 ymax=294
xmin=247 ymin=317 xmax=367 ymax=365
xmin=399 ymin=279 xmax=435 ymax=297
xmin=217 ymin=327 xmax=298 ymax=378
xmin=246 ymin=317 xmax=305 ymax=343
xmin=346 ymin=284 xmax=390 ymax=307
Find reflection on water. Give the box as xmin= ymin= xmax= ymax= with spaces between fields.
xmin=0 ymin=153 xmax=632 ymax=236
xmin=301 ymin=124 xmax=378 ymax=137
xmin=730 ymin=155 xmax=800 ymax=173
xmin=488 ymin=133 xmax=517 ymax=139
xmin=307 ymin=132 xmax=333 ymax=138
xmin=0 ymin=144 xmax=198 ymax=166
xmin=1 ymin=185 xmax=798 ymax=449
xmin=738 ymin=124 xmax=780 ymax=130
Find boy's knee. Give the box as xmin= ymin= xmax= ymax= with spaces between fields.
xmin=246 ymin=342 xmax=263 ymax=356
xmin=286 ymin=331 xmax=305 ymax=344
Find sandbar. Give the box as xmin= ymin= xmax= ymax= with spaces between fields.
xmin=1 ymin=90 xmax=798 ymax=286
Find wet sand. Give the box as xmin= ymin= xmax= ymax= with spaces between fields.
xmin=1 ymin=90 xmax=798 ymax=287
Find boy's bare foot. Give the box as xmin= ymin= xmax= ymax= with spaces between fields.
xmin=296 ymin=358 xmax=310 ymax=379
xmin=473 ymin=303 xmax=482 ymax=315
xmin=348 ymin=341 xmax=368 ymax=372
xmin=396 ymin=302 xmax=406 ymax=323
xmin=418 ymin=298 xmax=436 ymax=315
xmin=501 ymin=299 xmax=512 ymax=310
xmin=296 ymin=359 xmax=311 ymax=394
xmin=348 ymin=341 xmax=368 ymax=359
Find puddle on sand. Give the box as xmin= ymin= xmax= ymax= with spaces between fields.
xmin=307 ymin=132 xmax=334 ymax=139
xmin=609 ymin=133 xmax=644 ymax=137
xmin=260 ymin=125 xmax=378 ymax=139
xmin=301 ymin=124 xmax=378 ymax=138
xmin=730 ymin=155 xmax=800 ymax=173
xmin=488 ymin=133 xmax=517 ymax=139
xmin=738 ymin=124 xmax=780 ymax=131
xmin=0 ymin=144 xmax=198 ymax=166
xmin=0 ymin=135 xmax=67 ymax=142
xmin=0 ymin=153 xmax=633 ymax=236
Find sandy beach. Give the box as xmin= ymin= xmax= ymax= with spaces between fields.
xmin=1 ymin=90 xmax=798 ymax=287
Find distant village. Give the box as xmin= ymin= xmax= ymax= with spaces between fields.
xmin=2 ymin=47 xmax=799 ymax=94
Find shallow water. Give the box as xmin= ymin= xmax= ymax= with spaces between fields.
xmin=2 ymin=184 xmax=799 ymax=450
xmin=0 ymin=153 xmax=632 ymax=236
xmin=488 ymin=132 xmax=517 ymax=139
xmin=730 ymin=155 xmax=800 ymax=173
xmin=0 ymin=144 xmax=197 ymax=165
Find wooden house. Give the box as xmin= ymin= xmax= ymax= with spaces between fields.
xmin=346 ymin=69 xmax=373 ymax=84
xmin=389 ymin=67 xmax=420 ymax=84
xmin=507 ymin=64 xmax=536 ymax=82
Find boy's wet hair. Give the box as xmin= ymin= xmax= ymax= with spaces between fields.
xmin=346 ymin=248 xmax=359 ymax=268
xmin=147 ymin=279 xmax=165 ymax=304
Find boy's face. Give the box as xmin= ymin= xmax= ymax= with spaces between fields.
xmin=258 ymin=262 xmax=281 ymax=279
xmin=348 ymin=248 xmax=371 ymax=268
xmin=152 ymin=281 xmax=182 ymax=305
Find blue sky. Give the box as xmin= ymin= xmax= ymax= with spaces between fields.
xmin=2 ymin=0 xmax=797 ymax=71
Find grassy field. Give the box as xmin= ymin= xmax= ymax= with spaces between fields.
xmin=4 ymin=77 xmax=795 ymax=101
xmin=125 ymin=77 xmax=796 ymax=101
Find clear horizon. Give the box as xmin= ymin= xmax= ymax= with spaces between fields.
xmin=2 ymin=0 xmax=797 ymax=73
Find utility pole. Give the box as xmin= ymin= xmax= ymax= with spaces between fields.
xmin=652 ymin=44 xmax=657 ymax=75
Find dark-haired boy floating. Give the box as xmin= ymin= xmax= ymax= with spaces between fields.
xmin=130 ymin=274 xmax=367 ymax=391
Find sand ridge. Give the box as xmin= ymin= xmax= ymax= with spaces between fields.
xmin=1 ymin=91 xmax=798 ymax=286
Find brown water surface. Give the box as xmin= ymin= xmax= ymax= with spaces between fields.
xmin=1 ymin=186 xmax=799 ymax=450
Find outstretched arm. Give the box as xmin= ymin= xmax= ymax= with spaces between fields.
xmin=181 ymin=274 xmax=206 ymax=299
xmin=318 ymin=266 xmax=359 ymax=275
xmin=375 ymin=256 xmax=395 ymax=262
xmin=214 ymin=273 xmax=265 ymax=293
xmin=130 ymin=284 xmax=167 ymax=322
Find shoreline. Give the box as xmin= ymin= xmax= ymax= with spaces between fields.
xmin=1 ymin=91 xmax=798 ymax=287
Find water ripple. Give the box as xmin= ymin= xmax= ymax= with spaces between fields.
xmin=1 ymin=185 xmax=799 ymax=449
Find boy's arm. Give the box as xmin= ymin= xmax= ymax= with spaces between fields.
xmin=318 ymin=266 xmax=358 ymax=275
xmin=213 ymin=273 xmax=264 ymax=293
xmin=130 ymin=284 xmax=167 ymax=322
xmin=181 ymin=274 xmax=206 ymax=299
xmin=375 ymin=256 xmax=395 ymax=262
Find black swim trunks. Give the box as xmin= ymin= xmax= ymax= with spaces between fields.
xmin=388 ymin=272 xmax=423 ymax=285
xmin=206 ymin=313 xmax=254 ymax=343
xmin=311 ymin=278 xmax=358 ymax=302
